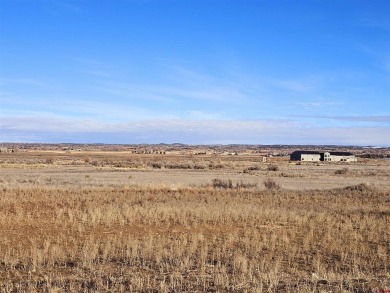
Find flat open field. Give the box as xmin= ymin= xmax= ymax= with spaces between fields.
xmin=0 ymin=149 xmax=389 ymax=292
xmin=1 ymin=150 xmax=389 ymax=191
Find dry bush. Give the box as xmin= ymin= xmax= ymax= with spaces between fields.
xmin=279 ymin=172 xmax=297 ymax=178
xmin=165 ymin=163 xmax=192 ymax=169
xmin=211 ymin=179 xmax=257 ymax=189
xmin=340 ymin=182 xmax=370 ymax=192
xmin=209 ymin=163 xmax=224 ymax=169
xmin=243 ymin=165 xmax=261 ymax=174
xmin=335 ymin=167 xmax=349 ymax=175
xmin=45 ymin=157 xmax=54 ymax=164
xmin=267 ymin=164 xmax=279 ymax=171
xmin=212 ymin=178 xmax=233 ymax=189
xmin=236 ymin=181 xmax=257 ymax=189
xmin=193 ymin=164 xmax=205 ymax=170
xmin=263 ymin=178 xmax=281 ymax=190
xmin=248 ymin=165 xmax=261 ymax=171
xmin=148 ymin=161 xmax=205 ymax=170
xmin=149 ymin=161 xmax=163 ymax=169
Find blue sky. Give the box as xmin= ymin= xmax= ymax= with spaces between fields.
xmin=0 ymin=0 xmax=389 ymax=145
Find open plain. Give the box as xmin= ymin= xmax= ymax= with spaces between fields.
xmin=0 ymin=145 xmax=389 ymax=292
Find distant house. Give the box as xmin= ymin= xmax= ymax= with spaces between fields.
xmin=290 ymin=151 xmax=357 ymax=162
xmin=290 ymin=151 xmax=321 ymax=162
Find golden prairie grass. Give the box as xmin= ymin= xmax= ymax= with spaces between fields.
xmin=0 ymin=184 xmax=389 ymax=292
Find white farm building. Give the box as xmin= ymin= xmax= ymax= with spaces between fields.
xmin=290 ymin=151 xmax=357 ymax=162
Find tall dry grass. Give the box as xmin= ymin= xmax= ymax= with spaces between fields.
xmin=0 ymin=184 xmax=389 ymax=292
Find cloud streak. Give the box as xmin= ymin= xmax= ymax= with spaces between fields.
xmin=292 ymin=115 xmax=390 ymax=123
xmin=297 ymin=101 xmax=344 ymax=111
xmin=0 ymin=78 xmax=44 ymax=87
xmin=1 ymin=116 xmax=389 ymax=146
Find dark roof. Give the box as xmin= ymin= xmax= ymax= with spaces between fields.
xmin=329 ymin=151 xmax=354 ymax=156
xmin=290 ymin=151 xmax=321 ymax=155
xmin=290 ymin=151 xmax=354 ymax=156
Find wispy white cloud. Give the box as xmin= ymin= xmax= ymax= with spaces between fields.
xmin=152 ymin=85 xmax=247 ymax=103
xmin=266 ymin=77 xmax=319 ymax=93
xmin=359 ymin=17 xmax=390 ymax=31
xmin=297 ymin=100 xmax=344 ymax=111
xmin=0 ymin=117 xmax=294 ymax=133
xmin=0 ymin=78 xmax=44 ymax=87
xmin=159 ymin=66 xmax=258 ymax=103
xmin=358 ymin=43 xmax=390 ymax=78
xmin=84 ymin=70 xmax=112 ymax=78
xmin=292 ymin=115 xmax=390 ymax=123
xmin=185 ymin=110 xmax=224 ymax=120
xmin=90 ymin=70 xmax=250 ymax=104
xmin=88 ymin=82 xmax=177 ymax=104
xmin=1 ymin=116 xmax=389 ymax=146
xmin=1 ymin=63 xmax=386 ymax=129
xmin=288 ymin=114 xmax=390 ymax=130
xmin=0 ymin=98 xmax=177 ymax=122
xmin=381 ymin=54 xmax=390 ymax=78
xmin=73 ymin=57 xmax=104 ymax=66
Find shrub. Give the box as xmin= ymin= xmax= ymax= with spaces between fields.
xmin=149 ymin=162 xmax=162 ymax=169
xmin=209 ymin=164 xmax=224 ymax=169
xmin=236 ymin=181 xmax=257 ymax=189
xmin=335 ymin=168 xmax=348 ymax=175
xmin=342 ymin=183 xmax=371 ymax=192
xmin=244 ymin=166 xmax=260 ymax=173
xmin=263 ymin=178 xmax=280 ymax=190
xmin=247 ymin=166 xmax=260 ymax=171
xmin=114 ymin=162 xmax=126 ymax=168
xmin=45 ymin=158 xmax=54 ymax=164
xmin=211 ymin=179 xmax=257 ymax=189
xmin=267 ymin=165 xmax=279 ymax=171
xmin=212 ymin=179 xmax=233 ymax=189
xmin=193 ymin=164 xmax=205 ymax=170
xmin=165 ymin=163 xmax=192 ymax=169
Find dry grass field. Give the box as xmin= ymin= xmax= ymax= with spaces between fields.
xmin=0 ymin=149 xmax=389 ymax=292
